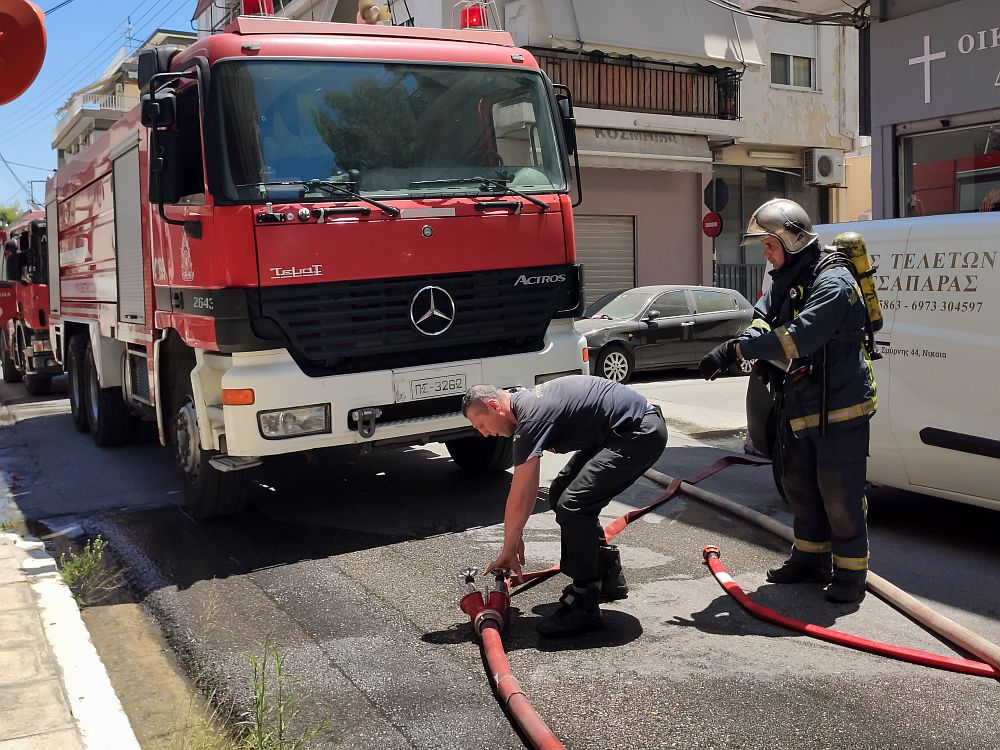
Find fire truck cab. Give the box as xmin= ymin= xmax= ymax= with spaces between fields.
xmin=47 ymin=16 xmax=587 ymax=517
xmin=1 ymin=211 xmax=60 ymax=395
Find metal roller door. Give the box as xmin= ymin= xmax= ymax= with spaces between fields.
xmin=573 ymin=215 xmax=636 ymax=306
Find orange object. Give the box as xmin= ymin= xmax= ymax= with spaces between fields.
xmin=581 ymin=347 xmax=588 ymax=363
xmin=222 ymin=388 xmax=255 ymax=405
xmin=0 ymin=0 xmax=47 ymax=104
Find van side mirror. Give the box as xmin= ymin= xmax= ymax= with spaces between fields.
xmin=141 ymin=91 xmax=177 ymax=128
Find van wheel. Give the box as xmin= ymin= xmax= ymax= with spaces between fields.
xmin=445 ymin=434 xmax=514 ymax=473
xmin=66 ymin=335 xmax=89 ymax=432
xmin=85 ymin=342 xmax=134 ymax=447
xmin=24 ymin=374 xmax=52 ymax=396
xmin=597 ymin=344 xmax=633 ymax=384
xmin=172 ymin=361 xmax=249 ymax=519
xmin=1 ymin=338 xmax=23 ymax=383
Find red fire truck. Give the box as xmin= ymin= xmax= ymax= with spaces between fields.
xmin=1 ymin=210 xmax=60 ymax=394
xmin=46 ymin=15 xmax=586 ymax=517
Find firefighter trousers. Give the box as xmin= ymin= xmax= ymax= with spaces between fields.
xmin=778 ymin=418 xmax=871 ymax=580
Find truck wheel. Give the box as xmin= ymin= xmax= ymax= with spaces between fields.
xmin=172 ymin=361 xmax=249 ymax=519
xmin=24 ymin=374 xmax=51 ymax=396
xmin=66 ymin=335 xmax=89 ymax=432
xmin=445 ymin=434 xmax=514 ymax=473
xmin=84 ymin=342 xmax=134 ymax=447
xmin=1 ymin=338 xmax=23 ymax=383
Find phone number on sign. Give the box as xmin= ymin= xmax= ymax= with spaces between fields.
xmin=881 ymin=300 xmax=983 ymax=313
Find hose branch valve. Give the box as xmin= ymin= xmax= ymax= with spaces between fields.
xmin=458 ymin=567 xmax=510 ymax=638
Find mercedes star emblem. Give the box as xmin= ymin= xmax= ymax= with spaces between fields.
xmin=410 ymin=285 xmax=456 ymax=336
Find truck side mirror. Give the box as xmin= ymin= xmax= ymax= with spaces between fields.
xmin=3 ymin=240 xmax=22 ymax=282
xmin=141 ymin=91 xmax=177 ymax=128
xmin=555 ymin=93 xmax=577 ymax=156
xmin=149 ymin=130 xmax=183 ymax=205
xmin=138 ymin=46 xmax=181 ymax=92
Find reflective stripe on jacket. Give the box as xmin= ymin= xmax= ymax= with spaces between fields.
xmin=739 ymin=264 xmax=877 ymax=436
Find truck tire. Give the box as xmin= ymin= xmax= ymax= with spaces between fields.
xmin=66 ymin=335 xmax=89 ymax=432
xmin=84 ymin=342 xmax=134 ymax=447
xmin=1 ymin=338 xmax=23 ymax=383
xmin=172 ymin=361 xmax=249 ymax=519
xmin=24 ymin=374 xmax=52 ymax=396
xmin=445 ymin=434 xmax=514 ymax=473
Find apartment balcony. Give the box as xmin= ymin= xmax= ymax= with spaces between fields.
xmin=530 ymin=48 xmax=741 ymax=121
xmin=52 ymin=92 xmax=139 ymax=151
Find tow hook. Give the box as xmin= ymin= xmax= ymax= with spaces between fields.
xmin=459 ymin=567 xmax=509 ymax=637
xmin=350 ymin=407 xmax=382 ymax=439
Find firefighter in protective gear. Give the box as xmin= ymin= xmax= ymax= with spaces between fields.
xmin=699 ymin=198 xmax=876 ymax=604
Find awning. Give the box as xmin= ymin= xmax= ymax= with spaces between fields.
xmin=575 ymin=127 xmax=712 ymax=172
xmin=740 ymin=1 xmax=868 ymax=24
xmin=541 ymin=0 xmax=763 ymax=67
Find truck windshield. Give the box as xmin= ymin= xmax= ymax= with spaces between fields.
xmin=214 ymin=60 xmax=568 ymax=202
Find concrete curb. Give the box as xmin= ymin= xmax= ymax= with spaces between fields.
xmin=5 ymin=531 xmax=141 ymax=750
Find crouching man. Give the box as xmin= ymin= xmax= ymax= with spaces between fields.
xmin=461 ymin=375 xmax=667 ymax=638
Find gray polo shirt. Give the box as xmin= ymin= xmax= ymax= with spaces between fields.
xmin=510 ymin=375 xmax=649 ymax=466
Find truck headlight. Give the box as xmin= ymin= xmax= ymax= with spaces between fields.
xmin=258 ymin=404 xmax=330 ymax=439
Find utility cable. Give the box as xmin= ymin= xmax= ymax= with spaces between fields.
xmin=0 ymin=150 xmax=33 ymax=203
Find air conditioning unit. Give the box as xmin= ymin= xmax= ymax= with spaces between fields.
xmin=804 ymin=148 xmax=845 ymax=187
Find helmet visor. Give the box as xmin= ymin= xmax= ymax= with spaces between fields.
xmin=740 ymin=216 xmax=774 ymax=246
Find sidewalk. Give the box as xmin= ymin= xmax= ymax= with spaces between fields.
xmin=0 ymin=532 xmax=140 ymax=750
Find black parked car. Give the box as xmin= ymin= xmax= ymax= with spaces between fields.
xmin=576 ymin=285 xmax=754 ymax=383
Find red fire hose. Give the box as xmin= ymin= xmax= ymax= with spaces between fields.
xmin=459 ymin=569 xmax=566 ymax=750
xmin=702 ymin=546 xmax=1000 ymax=680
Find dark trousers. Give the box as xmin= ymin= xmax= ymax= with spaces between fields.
xmin=779 ymin=418 xmax=870 ymax=580
xmin=546 ymin=410 xmax=668 ymax=584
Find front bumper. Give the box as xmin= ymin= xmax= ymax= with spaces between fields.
xmin=197 ymin=321 xmax=586 ymax=457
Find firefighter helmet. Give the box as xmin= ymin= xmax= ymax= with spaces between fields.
xmin=740 ymin=198 xmax=818 ymax=255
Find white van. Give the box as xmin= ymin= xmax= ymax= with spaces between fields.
xmin=747 ymin=212 xmax=1000 ymax=511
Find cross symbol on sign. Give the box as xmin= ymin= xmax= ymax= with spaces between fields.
xmin=908 ymin=34 xmax=947 ymax=104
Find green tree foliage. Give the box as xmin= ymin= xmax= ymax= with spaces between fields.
xmin=0 ymin=205 xmax=23 ymax=226
xmin=312 ymin=78 xmax=419 ymax=172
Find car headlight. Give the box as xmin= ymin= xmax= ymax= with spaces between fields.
xmin=258 ymin=404 xmax=330 ymax=439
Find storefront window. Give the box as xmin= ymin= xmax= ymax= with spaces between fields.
xmin=900 ymin=123 xmax=1000 ymax=217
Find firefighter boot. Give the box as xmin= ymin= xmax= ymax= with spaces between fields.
xmin=766 ymin=558 xmax=834 ymax=584
xmin=597 ymin=543 xmax=629 ymax=601
xmin=826 ymin=571 xmax=867 ymax=604
xmin=536 ymin=583 xmax=604 ymax=639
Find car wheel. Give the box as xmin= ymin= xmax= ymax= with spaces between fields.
xmin=597 ymin=344 xmax=633 ymax=384
xmin=730 ymin=357 xmax=756 ymax=376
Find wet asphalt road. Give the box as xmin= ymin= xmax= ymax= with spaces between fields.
xmin=1 ymin=376 xmax=999 ymax=750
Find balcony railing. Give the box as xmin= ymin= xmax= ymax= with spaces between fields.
xmin=53 ymin=93 xmax=140 ymax=144
xmin=530 ymin=48 xmax=741 ymax=121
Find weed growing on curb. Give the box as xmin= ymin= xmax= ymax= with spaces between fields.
xmin=238 ymin=638 xmax=331 ymax=750
xmin=58 ymin=536 xmax=122 ymax=606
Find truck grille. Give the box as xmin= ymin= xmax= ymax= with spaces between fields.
xmin=254 ymin=265 xmax=580 ymax=376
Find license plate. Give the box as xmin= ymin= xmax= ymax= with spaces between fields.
xmin=411 ymin=373 xmax=467 ymax=400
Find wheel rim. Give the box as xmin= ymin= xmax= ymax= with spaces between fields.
xmin=174 ymin=398 xmax=201 ymax=483
xmin=602 ymin=351 xmax=629 ymax=382
xmin=740 ymin=358 xmax=754 ymax=374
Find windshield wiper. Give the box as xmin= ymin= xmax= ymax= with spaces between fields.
xmin=243 ymin=180 xmax=400 ymax=217
xmin=301 ymin=179 xmax=400 ymax=217
xmin=408 ymin=176 xmax=548 ymax=211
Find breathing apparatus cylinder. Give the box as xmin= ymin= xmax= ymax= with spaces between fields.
xmin=832 ymin=231 xmax=883 ymax=332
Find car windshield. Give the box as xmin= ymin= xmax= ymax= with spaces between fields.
xmin=589 ymin=290 xmax=653 ymax=320
xmin=214 ymin=60 xmax=567 ymax=202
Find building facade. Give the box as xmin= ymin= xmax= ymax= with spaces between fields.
xmin=869 ymin=0 xmax=1000 ymax=219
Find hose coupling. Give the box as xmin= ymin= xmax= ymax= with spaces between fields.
xmin=703 ymin=545 xmax=721 ymax=562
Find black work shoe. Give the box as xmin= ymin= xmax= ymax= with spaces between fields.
xmin=766 ymin=559 xmax=834 ymax=585
xmin=597 ymin=544 xmax=629 ymax=601
xmin=825 ymin=577 xmax=867 ymax=604
xmin=537 ymin=584 xmax=603 ymax=639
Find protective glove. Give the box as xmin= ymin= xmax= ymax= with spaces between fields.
xmin=699 ymin=339 xmax=739 ymax=381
